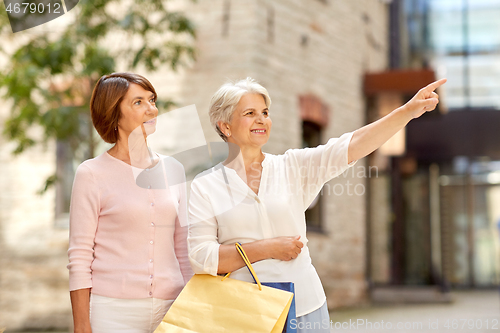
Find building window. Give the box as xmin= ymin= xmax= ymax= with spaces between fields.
xmin=405 ymin=0 xmax=500 ymax=109
xmin=302 ymin=121 xmax=323 ymax=230
xmin=299 ymin=94 xmax=330 ymax=231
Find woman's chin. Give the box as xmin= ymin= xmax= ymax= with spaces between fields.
xmin=144 ymin=126 xmax=157 ymax=136
xmin=251 ymin=137 xmax=269 ymax=147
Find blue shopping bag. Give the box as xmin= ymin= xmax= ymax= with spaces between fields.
xmin=262 ymin=282 xmax=297 ymax=333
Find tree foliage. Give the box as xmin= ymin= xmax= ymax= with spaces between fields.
xmin=0 ymin=0 xmax=195 ymax=192
xmin=0 ymin=0 xmax=195 ymax=155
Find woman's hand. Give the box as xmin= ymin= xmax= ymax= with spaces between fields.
xmin=401 ymin=78 xmax=447 ymax=119
xmin=267 ymin=236 xmax=304 ymax=261
xmin=348 ymin=78 xmax=447 ymax=163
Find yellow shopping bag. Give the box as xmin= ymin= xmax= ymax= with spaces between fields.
xmin=154 ymin=322 xmax=198 ymax=333
xmin=155 ymin=243 xmax=294 ymax=333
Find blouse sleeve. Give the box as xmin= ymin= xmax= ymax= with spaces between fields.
xmin=187 ymin=178 xmax=220 ymax=276
xmin=285 ymin=131 xmax=357 ymax=211
xmin=67 ymin=163 xmax=100 ymax=291
xmin=172 ymin=163 xmax=194 ymax=284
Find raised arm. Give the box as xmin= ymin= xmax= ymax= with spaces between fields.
xmin=348 ymin=78 xmax=447 ymax=163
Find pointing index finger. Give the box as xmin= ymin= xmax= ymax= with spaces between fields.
xmin=424 ymin=78 xmax=447 ymax=92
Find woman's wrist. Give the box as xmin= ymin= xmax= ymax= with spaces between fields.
xmin=391 ymin=104 xmax=414 ymax=125
xmin=73 ymin=316 xmax=91 ymax=331
xmin=259 ymin=238 xmax=276 ymax=260
xmin=73 ymin=320 xmax=91 ymax=333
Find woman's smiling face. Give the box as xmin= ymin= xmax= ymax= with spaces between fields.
xmin=223 ymin=93 xmax=272 ymax=149
xmin=117 ymin=83 xmax=158 ymax=138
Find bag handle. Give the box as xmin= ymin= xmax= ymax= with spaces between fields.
xmin=222 ymin=243 xmax=263 ymax=291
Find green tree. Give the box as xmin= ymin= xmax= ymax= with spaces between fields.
xmin=0 ymin=0 xmax=196 ymax=194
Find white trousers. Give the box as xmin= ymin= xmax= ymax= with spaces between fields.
xmin=90 ymin=294 xmax=174 ymax=333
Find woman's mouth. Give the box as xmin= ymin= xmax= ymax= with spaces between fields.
xmin=250 ymin=129 xmax=266 ymax=134
xmin=143 ymin=119 xmax=156 ymax=125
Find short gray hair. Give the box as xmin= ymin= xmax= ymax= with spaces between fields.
xmin=209 ymin=77 xmax=271 ymax=141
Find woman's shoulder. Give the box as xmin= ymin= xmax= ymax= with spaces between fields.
xmin=263 ymin=147 xmax=319 ymax=172
xmin=191 ymin=163 xmax=226 ymax=187
xmin=75 ymin=152 xmax=116 ymax=178
xmin=78 ymin=152 xmax=110 ymax=167
xmin=262 ymin=150 xmax=295 ymax=168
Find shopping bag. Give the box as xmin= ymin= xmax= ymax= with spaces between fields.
xmin=235 ymin=243 xmax=297 ymax=333
xmin=261 ymin=282 xmax=296 ymax=333
xmin=154 ymin=322 xmax=198 ymax=332
xmin=155 ymin=243 xmax=294 ymax=333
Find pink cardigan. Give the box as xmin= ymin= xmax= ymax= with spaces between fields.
xmin=67 ymin=152 xmax=193 ymax=299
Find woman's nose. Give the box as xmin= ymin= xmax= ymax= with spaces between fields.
xmin=146 ymin=102 xmax=157 ymax=115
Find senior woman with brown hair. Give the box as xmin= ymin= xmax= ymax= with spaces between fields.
xmin=67 ymin=72 xmax=193 ymax=333
xmin=188 ymin=77 xmax=446 ymax=332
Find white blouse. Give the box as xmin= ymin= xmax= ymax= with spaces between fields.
xmin=187 ymin=132 xmax=356 ymax=316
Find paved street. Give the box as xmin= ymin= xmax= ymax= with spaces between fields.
xmin=8 ymin=290 xmax=499 ymax=332
xmin=329 ymin=290 xmax=500 ymax=333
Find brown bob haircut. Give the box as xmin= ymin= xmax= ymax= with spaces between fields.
xmin=90 ymin=72 xmax=157 ymax=144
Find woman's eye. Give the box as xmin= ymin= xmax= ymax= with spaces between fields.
xmin=150 ymin=99 xmax=156 ymax=104
xmin=134 ymin=100 xmax=141 ymax=105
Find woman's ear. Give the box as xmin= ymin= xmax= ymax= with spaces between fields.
xmin=217 ymin=121 xmax=227 ymax=130
xmin=217 ymin=121 xmax=231 ymax=137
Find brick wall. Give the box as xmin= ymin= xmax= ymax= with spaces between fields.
xmin=0 ymin=0 xmax=389 ymax=329
xmin=156 ymin=0 xmax=390 ymax=309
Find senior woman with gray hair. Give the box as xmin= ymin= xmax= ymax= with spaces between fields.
xmin=188 ymin=77 xmax=446 ymax=332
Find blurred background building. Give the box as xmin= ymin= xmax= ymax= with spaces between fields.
xmin=365 ymin=0 xmax=500 ymax=298
xmin=0 ymin=0 xmax=499 ymax=331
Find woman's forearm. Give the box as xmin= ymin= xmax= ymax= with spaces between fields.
xmin=217 ymin=239 xmax=272 ymax=274
xmin=70 ymin=288 xmax=92 ymax=333
xmin=348 ymin=106 xmax=412 ymax=163
xmin=217 ymin=236 xmax=304 ymax=274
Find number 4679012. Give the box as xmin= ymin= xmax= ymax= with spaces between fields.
xmin=5 ymin=2 xmax=62 ymax=14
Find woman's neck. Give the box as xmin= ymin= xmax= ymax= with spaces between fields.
xmin=224 ymin=143 xmax=264 ymax=172
xmin=109 ymin=137 xmax=156 ymax=168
